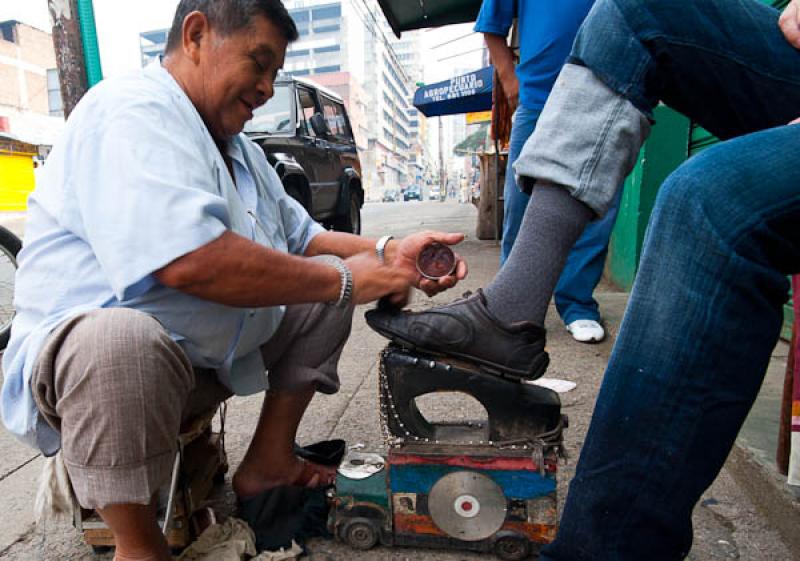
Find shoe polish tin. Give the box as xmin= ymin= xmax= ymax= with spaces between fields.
xmin=416 ymin=243 xmax=456 ymax=280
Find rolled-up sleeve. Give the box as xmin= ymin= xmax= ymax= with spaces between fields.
xmin=70 ymin=99 xmax=229 ymax=301
xmin=474 ymin=0 xmax=515 ymax=37
xmin=279 ymin=193 xmax=325 ymax=255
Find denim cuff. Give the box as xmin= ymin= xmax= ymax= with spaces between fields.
xmin=513 ymin=63 xmax=650 ymax=216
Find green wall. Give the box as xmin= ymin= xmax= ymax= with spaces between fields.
xmin=606 ymin=106 xmax=690 ymax=290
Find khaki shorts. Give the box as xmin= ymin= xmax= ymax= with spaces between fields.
xmin=31 ymin=302 xmax=353 ymax=509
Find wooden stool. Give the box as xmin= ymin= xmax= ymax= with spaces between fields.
xmin=75 ymin=405 xmax=228 ymax=553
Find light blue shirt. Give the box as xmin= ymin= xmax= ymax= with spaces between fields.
xmin=1 ymin=64 xmax=325 ymax=451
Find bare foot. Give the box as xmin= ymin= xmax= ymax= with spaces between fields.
xmin=233 ymin=456 xmax=336 ymax=499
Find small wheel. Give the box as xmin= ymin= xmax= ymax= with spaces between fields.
xmin=91 ymin=545 xmax=113 ymax=555
xmin=494 ymin=535 xmax=531 ymax=561
xmin=344 ymin=519 xmax=378 ymax=550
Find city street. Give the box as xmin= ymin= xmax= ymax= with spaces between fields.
xmin=0 ymin=200 xmax=795 ymax=560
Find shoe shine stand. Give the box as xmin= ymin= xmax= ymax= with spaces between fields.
xmin=330 ymin=344 xmax=567 ymax=560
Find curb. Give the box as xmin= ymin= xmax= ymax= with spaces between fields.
xmin=727 ymin=443 xmax=800 ymax=557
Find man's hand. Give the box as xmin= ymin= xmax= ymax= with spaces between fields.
xmin=780 ymin=0 xmax=800 ymax=49
xmin=500 ymin=71 xmax=520 ymax=114
xmin=345 ymin=253 xmax=415 ymax=305
xmin=390 ymin=231 xmax=468 ymax=298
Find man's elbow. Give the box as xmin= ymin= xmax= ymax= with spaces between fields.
xmin=155 ymin=259 xmax=199 ymax=290
xmin=156 ymin=232 xmax=231 ymax=289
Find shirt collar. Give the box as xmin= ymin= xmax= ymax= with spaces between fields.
xmin=225 ymin=136 xmax=247 ymax=168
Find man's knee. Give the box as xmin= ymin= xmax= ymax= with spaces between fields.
xmin=52 ymin=308 xmax=194 ymax=397
xmin=38 ymin=308 xmax=194 ymax=465
xmin=651 ymin=147 xmax=766 ymax=260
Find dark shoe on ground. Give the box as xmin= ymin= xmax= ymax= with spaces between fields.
xmin=365 ymin=289 xmax=548 ymax=380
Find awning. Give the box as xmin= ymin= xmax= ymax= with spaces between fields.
xmin=376 ymin=0 xmax=482 ymax=37
xmin=413 ymin=66 xmax=493 ymax=118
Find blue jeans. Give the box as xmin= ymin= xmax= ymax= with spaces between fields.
xmin=540 ymin=1 xmax=800 ymax=559
xmin=502 ymin=106 xmax=622 ymax=324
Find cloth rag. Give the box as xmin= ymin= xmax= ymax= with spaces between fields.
xmin=177 ymin=517 xmax=302 ymax=561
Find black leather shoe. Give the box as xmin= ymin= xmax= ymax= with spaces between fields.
xmin=365 ymin=290 xmax=548 ymax=380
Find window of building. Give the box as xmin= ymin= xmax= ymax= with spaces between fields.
xmin=314 ymin=45 xmax=340 ymax=54
xmin=289 ymin=69 xmax=311 ymax=77
xmin=0 ymin=22 xmax=17 ymax=44
xmin=313 ymin=24 xmax=340 ymax=34
xmin=314 ymin=65 xmax=341 ymax=74
xmin=287 ymin=49 xmax=310 ymax=58
xmin=312 ymin=5 xmax=342 ymax=20
xmin=290 ymin=9 xmax=310 ymax=22
xmin=47 ymin=69 xmax=63 ymax=117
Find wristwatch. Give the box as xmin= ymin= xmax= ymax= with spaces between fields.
xmin=376 ymin=235 xmax=394 ymax=264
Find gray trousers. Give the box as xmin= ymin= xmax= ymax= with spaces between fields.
xmin=31 ymin=303 xmax=354 ymax=509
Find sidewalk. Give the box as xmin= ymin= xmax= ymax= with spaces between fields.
xmin=0 ymin=203 xmax=797 ymax=559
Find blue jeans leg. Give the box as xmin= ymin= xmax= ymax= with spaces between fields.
xmin=555 ymin=185 xmax=623 ymax=325
xmin=572 ymin=0 xmax=800 ymax=135
xmin=501 ymin=106 xmax=540 ymax=263
xmin=542 ymin=125 xmax=800 ymax=560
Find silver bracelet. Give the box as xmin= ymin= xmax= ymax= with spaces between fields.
xmin=313 ymin=255 xmax=353 ymax=308
xmin=376 ymin=235 xmax=394 ymax=264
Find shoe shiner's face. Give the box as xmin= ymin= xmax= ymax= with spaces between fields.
xmin=186 ymin=13 xmax=287 ymax=141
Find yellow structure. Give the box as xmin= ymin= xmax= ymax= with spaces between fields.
xmin=0 ymin=135 xmax=37 ymax=212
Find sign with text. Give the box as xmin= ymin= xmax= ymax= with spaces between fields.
xmin=413 ymin=67 xmax=494 ymax=118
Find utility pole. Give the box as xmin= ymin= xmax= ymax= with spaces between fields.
xmin=438 ymin=116 xmax=446 ymax=200
xmin=48 ymin=0 xmax=88 ymax=118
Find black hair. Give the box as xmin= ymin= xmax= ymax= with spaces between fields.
xmin=165 ymin=0 xmax=298 ymax=53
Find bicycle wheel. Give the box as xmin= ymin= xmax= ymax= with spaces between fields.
xmin=0 ymin=225 xmax=21 ymax=350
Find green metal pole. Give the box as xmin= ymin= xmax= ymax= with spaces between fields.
xmin=76 ymin=0 xmax=103 ymax=87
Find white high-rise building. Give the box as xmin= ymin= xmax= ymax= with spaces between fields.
xmin=281 ymin=0 xmax=421 ymax=198
xmin=380 ymin=23 xmax=427 ymax=190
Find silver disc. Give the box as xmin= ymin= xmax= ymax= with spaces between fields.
xmin=428 ymin=471 xmax=507 ymax=541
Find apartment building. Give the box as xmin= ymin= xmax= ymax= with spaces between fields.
xmin=0 ymin=20 xmax=64 ymax=144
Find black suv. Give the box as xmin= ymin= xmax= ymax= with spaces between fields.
xmin=244 ymin=77 xmax=363 ymax=234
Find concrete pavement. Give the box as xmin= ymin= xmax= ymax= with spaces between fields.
xmin=0 ymin=201 xmax=797 ymax=559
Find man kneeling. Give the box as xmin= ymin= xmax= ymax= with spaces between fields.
xmin=0 ymin=1 xmax=466 ymax=559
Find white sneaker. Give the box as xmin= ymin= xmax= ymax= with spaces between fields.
xmin=566 ymin=319 xmax=605 ymax=343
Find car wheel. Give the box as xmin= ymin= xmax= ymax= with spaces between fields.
xmin=344 ymin=519 xmax=379 ymax=550
xmin=332 ymin=189 xmax=361 ymax=235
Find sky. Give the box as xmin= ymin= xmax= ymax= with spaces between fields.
xmin=0 ymin=1 xmax=484 ymax=81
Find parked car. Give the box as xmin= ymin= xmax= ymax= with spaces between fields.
xmin=428 ymin=189 xmax=442 ymax=201
xmin=244 ymin=76 xmax=363 ymax=234
xmin=403 ymin=185 xmax=421 ymax=202
xmin=382 ymin=188 xmax=400 ymax=202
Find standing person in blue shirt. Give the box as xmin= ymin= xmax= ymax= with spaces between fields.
xmin=475 ymin=0 xmax=621 ymax=343
xmin=0 ymin=1 xmax=466 ymax=559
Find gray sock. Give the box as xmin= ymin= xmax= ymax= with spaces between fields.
xmin=484 ymin=183 xmax=593 ymax=326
